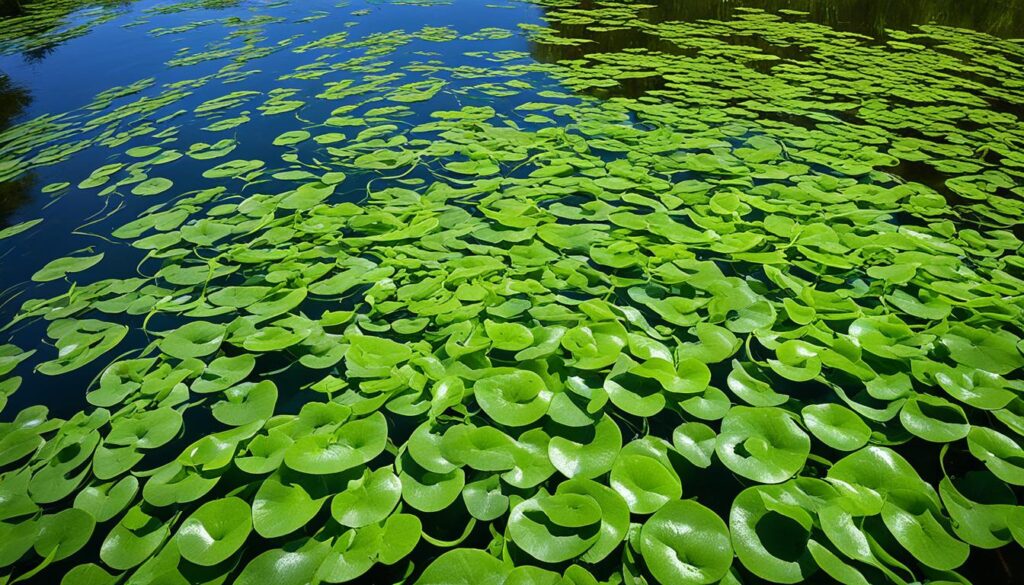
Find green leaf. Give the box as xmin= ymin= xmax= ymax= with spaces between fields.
xmin=284 ymin=411 xmax=387 ymax=474
xmin=680 ymin=323 xmax=741 ymax=364
xmin=609 ymin=452 xmax=681 ymax=515
xmin=939 ymin=471 xmax=1017 ymax=549
xmin=604 ymin=355 xmax=667 ymax=417
xmin=941 ymin=325 xmax=1024 ymax=375
xmin=192 ymin=354 xmax=255 ymax=394
xmin=0 ymin=519 xmax=37 ymax=567
xmin=32 ymin=253 xmax=104 ymax=282
xmin=556 ymin=477 xmax=629 ymax=563
xmin=281 ymin=182 xmax=335 ymax=210
xmin=61 ymin=564 xmax=117 ymax=585
xmin=73 ymin=476 xmax=139 ymax=522
xmin=38 ymin=319 xmax=128 ymax=376
xmin=484 ymin=320 xmax=534 ymax=351
xmin=34 ymin=508 xmax=95 ymax=561
xmin=407 ymin=422 xmax=458 ymax=474
xmin=827 ymin=445 xmax=931 ymax=499
xmin=235 ymin=538 xmax=331 ymax=585
xmin=175 ymin=497 xmax=252 ymax=566
xmin=768 ymin=340 xmax=822 ymax=382
xmin=900 ymin=394 xmax=969 ymax=442
xmin=672 ymin=422 xmax=717 ymax=468
xmin=236 ymin=429 xmax=293 ymax=474
xmin=253 ymin=470 xmax=327 ymax=539
xmin=806 ymin=540 xmax=871 ymax=585
xmin=100 ymin=504 xmax=169 ymax=570
xmin=159 ymin=321 xmax=226 ymax=359
xmin=473 ymin=369 xmax=552 ymax=427
xmin=316 ymin=524 xmax=380 ymax=582
xmin=462 ymin=474 xmax=509 ymax=521
xmin=933 ymin=365 xmax=1015 ymax=410
xmin=440 ymin=424 xmax=517 ymax=471
xmin=880 ymin=498 xmax=969 ymax=570
xmin=399 ymin=453 xmax=465 ymax=513
xmin=640 ymin=500 xmax=733 ymax=585
xmin=730 ymin=482 xmax=817 ymax=583
xmin=504 ymin=428 xmax=556 ymax=489
xmin=508 ymin=490 xmax=602 ymax=563
xmin=0 ymin=470 xmax=37 ymax=521
xmin=202 ymin=159 xmax=264 ymax=179
xmin=726 ymin=360 xmax=788 ymax=407
xmin=379 ymin=513 xmax=422 ymax=564
xmin=0 ymin=218 xmax=42 ymax=240
xmin=415 ymin=549 xmax=508 ymax=585
xmin=273 ymin=130 xmax=311 ymax=146
xmin=967 ymin=426 xmax=1024 ymax=486
xmin=346 ymin=334 xmax=412 ymax=378
xmin=716 ymin=406 xmax=810 ymax=484
xmin=561 ymin=321 xmax=626 ymax=370
xmin=548 ymin=414 xmax=621 ymax=479
xmin=107 ymin=407 xmax=183 ymax=450
xmin=131 ymin=177 xmax=174 ymax=196
xmin=211 ymin=380 xmax=278 ymax=426
xmin=330 ymin=467 xmax=402 ymax=528
xmin=828 ymin=446 xmax=968 ymax=570
xmin=801 ymin=404 xmax=870 ymax=451
xmin=142 ymin=462 xmax=218 ymax=507
xmin=0 ymin=345 xmax=33 ymax=378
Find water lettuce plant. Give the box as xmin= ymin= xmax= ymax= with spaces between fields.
xmin=0 ymin=0 xmax=1023 ymax=583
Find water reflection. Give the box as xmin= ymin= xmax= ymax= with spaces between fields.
xmin=0 ymin=0 xmax=132 ymax=60
xmin=0 ymin=172 xmax=33 ymax=226
xmin=532 ymin=0 xmax=1024 ymax=67
xmin=526 ymin=0 xmax=1024 ymax=232
xmin=0 ymin=72 xmax=28 ymax=128
xmin=0 ymin=0 xmax=247 ymax=226
xmin=650 ymin=0 xmax=1024 ymax=37
xmin=569 ymin=0 xmax=1023 ymax=39
xmin=0 ymin=72 xmax=31 ymax=226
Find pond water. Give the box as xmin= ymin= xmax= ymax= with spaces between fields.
xmin=0 ymin=1 xmax=1023 ymax=584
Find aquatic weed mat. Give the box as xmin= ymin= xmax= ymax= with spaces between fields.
xmin=1 ymin=0 xmax=1024 ymax=583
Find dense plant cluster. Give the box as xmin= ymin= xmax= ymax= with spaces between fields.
xmin=0 ymin=1 xmax=1023 ymax=584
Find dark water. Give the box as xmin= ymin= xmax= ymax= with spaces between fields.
xmin=0 ymin=0 xmax=1023 ymax=583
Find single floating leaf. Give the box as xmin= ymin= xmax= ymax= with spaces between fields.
xmin=640 ymin=500 xmax=733 ymax=585
xmin=175 ymin=497 xmax=253 ymax=566
xmin=32 ymin=253 xmax=104 ymax=282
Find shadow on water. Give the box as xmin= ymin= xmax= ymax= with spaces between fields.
xmin=0 ymin=0 xmax=132 ymax=59
xmin=642 ymin=0 xmax=1024 ymax=37
xmin=0 ymin=72 xmax=32 ymax=226
xmin=527 ymin=0 xmax=1024 ymax=241
xmin=530 ymin=0 xmax=1024 ymax=89
xmin=0 ymin=71 xmax=29 ymax=131
xmin=543 ymin=0 xmax=1024 ymax=44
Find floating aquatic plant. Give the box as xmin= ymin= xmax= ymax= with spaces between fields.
xmin=0 ymin=0 xmax=1023 ymax=583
